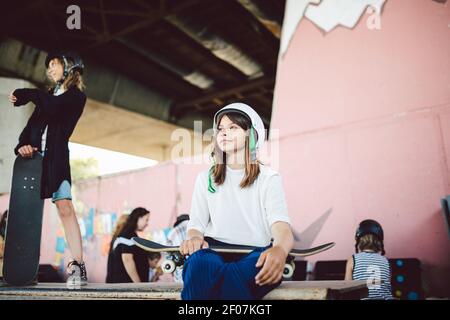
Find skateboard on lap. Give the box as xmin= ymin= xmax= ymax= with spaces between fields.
xmin=133 ymin=237 xmax=335 ymax=279
xmin=3 ymin=154 xmax=44 ymax=286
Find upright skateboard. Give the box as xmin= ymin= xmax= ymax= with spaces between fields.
xmin=3 ymin=154 xmax=44 ymax=286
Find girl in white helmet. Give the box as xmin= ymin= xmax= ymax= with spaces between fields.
xmin=180 ymin=102 xmax=294 ymax=300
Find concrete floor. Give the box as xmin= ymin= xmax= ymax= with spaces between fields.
xmin=0 ymin=281 xmax=368 ymax=300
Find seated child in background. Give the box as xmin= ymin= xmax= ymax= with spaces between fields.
xmin=148 ymin=252 xmax=163 ymax=282
xmin=345 ymin=219 xmax=393 ymax=300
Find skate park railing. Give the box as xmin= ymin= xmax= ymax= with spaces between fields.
xmin=0 ymin=281 xmax=368 ymax=300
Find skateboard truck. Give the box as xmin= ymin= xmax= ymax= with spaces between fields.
xmin=162 ymin=252 xmax=185 ymax=274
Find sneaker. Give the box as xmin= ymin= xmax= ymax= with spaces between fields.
xmin=66 ymin=260 xmax=87 ymax=288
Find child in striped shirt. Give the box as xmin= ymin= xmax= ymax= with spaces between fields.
xmin=345 ymin=219 xmax=393 ymax=300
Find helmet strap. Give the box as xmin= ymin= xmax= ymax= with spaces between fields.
xmin=207 ymin=151 xmax=217 ymax=193
xmin=62 ymin=56 xmax=70 ymax=80
xmin=249 ymin=127 xmax=257 ymax=162
xmin=208 ymin=165 xmax=216 ymax=193
xmin=54 ymin=81 xmax=63 ymax=94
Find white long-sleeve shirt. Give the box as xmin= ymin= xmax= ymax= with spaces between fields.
xmin=187 ymin=165 xmax=291 ymax=247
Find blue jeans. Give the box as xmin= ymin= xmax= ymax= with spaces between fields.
xmin=181 ymin=238 xmax=281 ymax=300
xmin=51 ymin=180 xmax=72 ymax=203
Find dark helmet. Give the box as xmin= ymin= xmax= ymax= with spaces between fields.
xmin=355 ymin=219 xmax=384 ymax=241
xmin=45 ymin=51 xmax=84 ymax=76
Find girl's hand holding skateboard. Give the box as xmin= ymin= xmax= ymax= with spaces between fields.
xmin=255 ymin=245 xmax=287 ymax=286
xmin=18 ymin=145 xmax=38 ymax=158
xmin=180 ymin=236 xmax=209 ymax=255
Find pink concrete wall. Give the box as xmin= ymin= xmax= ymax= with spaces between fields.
xmin=271 ymin=0 xmax=450 ymax=296
xmin=175 ymin=160 xmax=210 ymax=214
xmin=67 ymin=163 xmax=181 ymax=282
xmin=0 ymin=159 xmax=209 ymax=283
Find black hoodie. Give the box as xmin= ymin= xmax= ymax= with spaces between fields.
xmin=13 ymin=86 xmax=86 ymax=199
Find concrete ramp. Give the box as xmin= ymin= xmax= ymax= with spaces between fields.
xmin=0 ymin=281 xmax=367 ymax=300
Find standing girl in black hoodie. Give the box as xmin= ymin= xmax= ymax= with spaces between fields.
xmin=9 ymin=51 xmax=87 ymax=286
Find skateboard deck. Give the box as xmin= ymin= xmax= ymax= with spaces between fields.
xmin=3 ymin=154 xmax=44 ymax=286
xmin=133 ymin=237 xmax=335 ymax=279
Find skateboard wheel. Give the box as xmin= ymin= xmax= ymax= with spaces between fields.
xmin=283 ymin=263 xmax=294 ymax=279
xmin=162 ymin=260 xmax=176 ymax=273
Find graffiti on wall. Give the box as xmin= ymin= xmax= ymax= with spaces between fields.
xmin=53 ymin=199 xmax=173 ymax=272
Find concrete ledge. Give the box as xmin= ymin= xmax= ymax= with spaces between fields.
xmin=0 ymin=281 xmax=368 ymax=300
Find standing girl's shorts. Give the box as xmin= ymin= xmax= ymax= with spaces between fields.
xmin=51 ymin=180 xmax=72 ymax=203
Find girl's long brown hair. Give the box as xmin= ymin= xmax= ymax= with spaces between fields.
xmin=63 ymin=69 xmax=85 ymax=91
xmin=355 ymin=234 xmax=385 ymax=255
xmin=211 ymin=111 xmax=260 ymax=188
xmin=108 ymin=214 xmax=129 ymax=253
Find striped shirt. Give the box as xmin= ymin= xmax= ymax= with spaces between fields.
xmin=166 ymin=221 xmax=188 ymax=247
xmin=352 ymin=252 xmax=393 ymax=300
